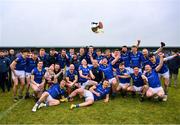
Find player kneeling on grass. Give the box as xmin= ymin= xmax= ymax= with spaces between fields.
xmin=32 ymin=79 xmax=66 ymax=112
xmin=116 ymin=62 xmax=131 ymax=97
xmin=144 ymin=53 xmax=165 ymax=101
xmin=127 ymin=66 xmax=148 ymax=101
xmin=65 ymin=64 xmax=80 ymax=95
xmin=61 ymin=80 xmax=110 ymax=110
xmin=31 ymin=61 xmax=46 ymax=99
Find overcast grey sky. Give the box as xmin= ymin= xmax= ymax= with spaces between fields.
xmin=0 ymin=0 xmax=179 ymax=47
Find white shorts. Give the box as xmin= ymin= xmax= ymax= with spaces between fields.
xmin=108 ymin=77 xmax=116 ymax=85
xmin=149 ymin=87 xmax=164 ymax=94
xmin=46 ymin=94 xmax=54 ymax=103
xmin=81 ymin=80 xmax=91 ymax=89
xmin=83 ymin=90 xmax=94 ymax=101
xmin=12 ymin=70 xmax=25 ymax=79
xmin=158 ymin=71 xmax=169 ymax=79
xmin=25 ymin=72 xmax=31 ymax=78
xmin=119 ymin=83 xmax=129 ymax=88
xmin=129 ymin=68 xmax=142 ymax=74
xmin=133 ymin=86 xmax=143 ymax=92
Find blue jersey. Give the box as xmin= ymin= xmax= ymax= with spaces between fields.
xmin=31 ymin=67 xmax=46 ymax=84
xmin=47 ymin=83 xmax=66 ymax=99
xmin=106 ymin=55 xmax=114 ymax=64
xmin=95 ymin=55 xmax=104 ymax=63
xmin=93 ymin=84 xmax=110 ymax=101
xmin=66 ymin=70 xmax=78 ymax=82
xmin=112 ymin=57 xmax=123 ymax=69
xmin=149 ymin=58 xmax=168 ymax=74
xmin=38 ymin=54 xmax=48 ymax=67
xmin=85 ymin=52 xmax=97 ymax=64
xmin=145 ymin=69 xmax=161 ymax=88
xmin=130 ymin=72 xmax=144 ymax=87
xmin=129 ymin=51 xmax=142 ymax=68
xmin=15 ymin=55 xmax=26 ymax=71
xmin=78 ymin=65 xmax=90 ymax=83
xmin=56 ymin=55 xmax=70 ymax=69
xmin=141 ymin=56 xmax=150 ymax=68
xmin=25 ymin=58 xmax=37 ymax=73
xmin=99 ymin=64 xmax=114 ymax=79
xmin=116 ymin=69 xmax=130 ymax=83
xmin=121 ymin=52 xmax=130 ymax=67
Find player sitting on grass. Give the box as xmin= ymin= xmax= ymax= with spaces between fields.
xmin=145 ymin=53 xmax=165 ymax=101
xmin=32 ymin=79 xmax=66 ymax=112
xmin=60 ymin=80 xmax=110 ymax=110
xmin=116 ymin=62 xmax=131 ymax=97
xmin=127 ymin=66 xmax=148 ymax=101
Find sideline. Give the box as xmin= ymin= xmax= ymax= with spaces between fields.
xmin=0 ymin=99 xmax=22 ymax=120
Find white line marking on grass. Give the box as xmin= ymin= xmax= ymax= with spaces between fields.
xmin=0 ymin=100 xmax=22 ymax=120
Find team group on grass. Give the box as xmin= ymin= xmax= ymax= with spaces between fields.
xmin=0 ymin=40 xmax=180 ymax=112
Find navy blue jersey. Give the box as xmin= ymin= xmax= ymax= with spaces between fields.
xmin=141 ymin=56 xmax=150 ymax=68
xmin=93 ymin=84 xmax=110 ymax=101
xmin=95 ymin=55 xmax=104 ymax=63
xmin=129 ymin=51 xmax=142 ymax=68
xmin=149 ymin=58 xmax=169 ymax=74
xmin=78 ymin=65 xmax=90 ymax=83
xmin=15 ymin=55 xmax=26 ymax=71
xmin=25 ymin=58 xmax=37 ymax=73
xmin=99 ymin=63 xmax=114 ymax=79
xmin=85 ymin=52 xmax=97 ymax=64
xmin=116 ymin=68 xmax=130 ymax=83
xmin=31 ymin=67 xmax=46 ymax=84
xmin=0 ymin=57 xmax=10 ymax=73
xmin=56 ymin=55 xmax=70 ymax=69
xmin=105 ymin=55 xmax=114 ymax=64
xmin=130 ymin=72 xmax=144 ymax=87
xmin=112 ymin=57 xmax=123 ymax=69
xmin=38 ymin=54 xmax=48 ymax=67
xmin=121 ymin=52 xmax=130 ymax=67
xmin=145 ymin=69 xmax=161 ymax=88
xmin=71 ymin=59 xmax=80 ymax=72
xmin=47 ymin=83 xmax=66 ymax=99
xmin=66 ymin=70 xmax=78 ymax=82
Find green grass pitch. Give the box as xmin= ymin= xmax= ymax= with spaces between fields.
xmin=0 ymin=73 xmax=180 ymax=124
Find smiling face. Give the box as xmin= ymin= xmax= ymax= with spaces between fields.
xmin=0 ymin=51 xmax=4 ymax=57
xmin=103 ymin=80 xmax=109 ymax=88
xmin=145 ymin=64 xmax=152 ymax=73
xmin=119 ymin=63 xmax=125 ymax=70
xmin=69 ymin=64 xmax=75 ymax=72
xmin=102 ymin=58 xmax=108 ymax=65
xmin=92 ymin=60 xmax=98 ymax=67
xmin=60 ymin=80 xmax=66 ymax=88
xmin=37 ymin=61 xmax=43 ymax=69
xmin=81 ymin=59 xmax=87 ymax=66
xmin=131 ymin=46 xmax=137 ymax=53
xmin=133 ymin=67 xmax=139 ymax=75
xmin=61 ymin=50 xmax=66 ymax=57
xmin=142 ymin=49 xmax=148 ymax=57
xmin=149 ymin=55 xmax=156 ymax=62
xmin=54 ymin=64 xmax=60 ymax=71
xmin=105 ymin=49 xmax=111 ymax=57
